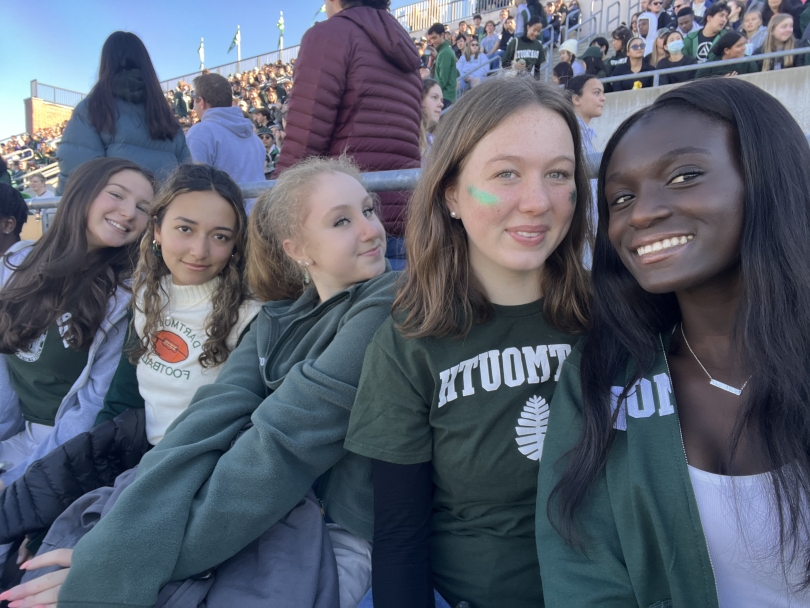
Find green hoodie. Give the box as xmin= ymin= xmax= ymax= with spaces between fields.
xmin=59 ymin=270 xmax=398 ymax=608
xmin=536 ymin=337 xmax=721 ymax=608
xmin=682 ymin=28 xmax=722 ymax=60
xmin=434 ymin=40 xmax=460 ymax=102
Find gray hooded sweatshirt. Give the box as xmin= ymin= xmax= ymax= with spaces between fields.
xmin=186 ymin=106 xmax=266 ymax=185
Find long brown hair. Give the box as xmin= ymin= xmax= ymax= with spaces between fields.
xmin=395 ymin=76 xmax=591 ymax=339
xmin=129 ymin=164 xmax=251 ymax=368
xmin=247 ymin=156 xmax=363 ymax=301
xmin=87 ymin=31 xmax=181 ymax=141
xmin=0 ymin=158 xmax=155 ymax=353
xmin=762 ymin=13 xmax=795 ymax=70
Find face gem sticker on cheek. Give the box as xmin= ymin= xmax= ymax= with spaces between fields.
xmin=467 ymin=185 xmax=500 ymax=206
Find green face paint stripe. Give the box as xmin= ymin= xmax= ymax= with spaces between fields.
xmin=569 ymin=188 xmax=577 ymax=205
xmin=467 ymin=185 xmax=499 ymax=206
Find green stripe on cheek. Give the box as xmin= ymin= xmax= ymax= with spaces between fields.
xmin=467 ymin=185 xmax=499 ymax=206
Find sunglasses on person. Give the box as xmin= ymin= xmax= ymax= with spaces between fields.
xmin=259 ymin=134 xmax=273 ymax=140
xmin=651 ymin=1 xmax=663 ymax=5
xmin=630 ymin=42 xmax=646 ymax=50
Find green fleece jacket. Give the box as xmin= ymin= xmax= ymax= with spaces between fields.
xmin=536 ymin=337 xmax=721 ymax=608
xmin=434 ymin=40 xmax=460 ymax=102
xmin=695 ymin=54 xmax=759 ymax=78
xmin=59 ymin=270 xmax=398 ymax=608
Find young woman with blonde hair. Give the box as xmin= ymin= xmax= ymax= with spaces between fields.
xmin=757 ymin=13 xmax=804 ymax=70
xmin=347 ymin=76 xmax=591 ymax=608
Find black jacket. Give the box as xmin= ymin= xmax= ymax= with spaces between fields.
xmin=0 ymin=408 xmax=150 ymax=544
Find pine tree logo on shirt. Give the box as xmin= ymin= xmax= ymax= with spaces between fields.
xmin=515 ymin=395 xmax=549 ymax=461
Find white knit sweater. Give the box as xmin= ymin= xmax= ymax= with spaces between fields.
xmin=133 ymin=276 xmax=262 ymax=444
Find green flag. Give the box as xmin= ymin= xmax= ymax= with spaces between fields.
xmin=312 ymin=4 xmax=326 ymax=25
xmin=227 ymin=27 xmax=240 ymax=53
xmin=277 ymin=12 xmax=285 ymax=48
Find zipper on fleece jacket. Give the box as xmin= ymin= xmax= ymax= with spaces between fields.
xmin=262 ymin=292 xmax=351 ymax=377
xmin=659 ymin=333 xmax=720 ymax=604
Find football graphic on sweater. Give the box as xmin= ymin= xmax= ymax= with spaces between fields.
xmin=153 ymin=331 xmax=189 ymax=363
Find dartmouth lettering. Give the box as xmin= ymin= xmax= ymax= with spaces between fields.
xmin=437 ymin=344 xmax=571 ymax=407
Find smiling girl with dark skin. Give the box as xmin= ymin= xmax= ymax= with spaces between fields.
xmin=535 ymin=78 xmax=810 ymax=607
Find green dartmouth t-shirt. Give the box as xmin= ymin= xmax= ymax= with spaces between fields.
xmin=345 ymin=300 xmax=578 ymax=608
xmin=5 ymin=313 xmax=89 ymax=426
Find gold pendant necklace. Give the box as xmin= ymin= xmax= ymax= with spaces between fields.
xmin=680 ymin=324 xmax=751 ymax=396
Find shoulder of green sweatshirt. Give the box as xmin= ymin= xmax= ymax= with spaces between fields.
xmin=682 ymin=29 xmax=701 ymax=56
xmin=435 ymin=41 xmax=460 ymax=101
xmin=60 ymin=270 xmax=399 ymax=608
xmin=536 ymin=338 xmax=720 ymax=608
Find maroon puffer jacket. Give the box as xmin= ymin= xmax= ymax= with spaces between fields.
xmin=273 ymin=6 xmax=422 ymax=237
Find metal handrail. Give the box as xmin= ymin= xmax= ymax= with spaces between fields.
xmin=160 ymin=47 xmax=301 ymax=92
xmin=604 ymin=0 xmax=622 ymax=35
xmin=626 ymin=0 xmax=641 ymax=28
xmin=601 ymin=47 xmax=810 ymax=86
xmin=29 ymin=80 xmax=87 ymax=108
xmin=24 ymin=140 xmax=810 ymax=212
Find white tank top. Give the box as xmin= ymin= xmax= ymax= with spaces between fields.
xmin=688 ymin=465 xmax=810 ymax=607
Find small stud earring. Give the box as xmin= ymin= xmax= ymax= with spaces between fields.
xmin=450 ymin=211 xmax=457 ymax=218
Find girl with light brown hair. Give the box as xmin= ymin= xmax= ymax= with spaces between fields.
xmin=346 ymin=76 xmax=591 ymax=608
xmin=757 ymin=13 xmax=804 ymax=70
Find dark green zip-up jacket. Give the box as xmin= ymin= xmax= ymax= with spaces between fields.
xmin=59 ymin=270 xmax=398 ymax=608
xmin=536 ymin=337 xmax=720 ymax=608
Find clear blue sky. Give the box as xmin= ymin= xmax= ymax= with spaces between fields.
xmin=0 ymin=0 xmax=412 ymax=139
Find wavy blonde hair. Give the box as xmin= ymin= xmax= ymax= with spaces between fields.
xmin=396 ymin=76 xmax=592 ymax=339
xmin=248 ymin=156 xmax=364 ymax=301
xmin=130 ymin=164 xmax=251 ymax=368
xmin=762 ymin=13 xmax=795 ymax=71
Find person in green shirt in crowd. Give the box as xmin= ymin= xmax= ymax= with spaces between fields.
xmin=427 ymin=22 xmax=460 ymax=105
xmin=683 ymin=1 xmax=730 ymax=62
xmin=536 ymin=78 xmax=810 ymax=607
xmin=695 ymin=31 xmax=759 ymax=77
xmin=346 ymin=77 xmax=592 ymax=608
xmin=503 ymin=15 xmax=548 ymax=75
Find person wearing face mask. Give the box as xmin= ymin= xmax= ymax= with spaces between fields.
xmin=657 ymin=30 xmax=699 ymax=83
xmin=609 ymin=36 xmax=656 ymax=90
xmin=696 ymin=30 xmax=759 ymax=76
xmin=536 ymin=76 xmax=810 ymax=608
xmin=756 ymin=13 xmax=806 ymax=69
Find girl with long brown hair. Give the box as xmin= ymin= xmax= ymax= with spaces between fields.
xmin=0 ymin=157 xmax=153 ymax=488
xmin=345 ymin=76 xmax=591 ymax=608
xmin=757 ymin=13 xmax=804 ymax=70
